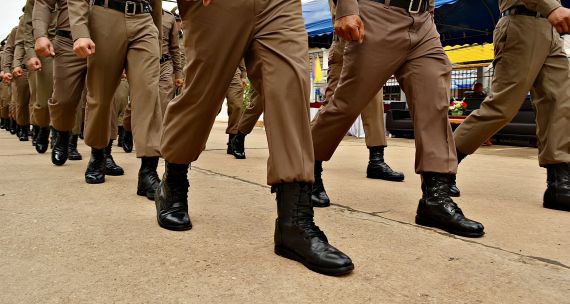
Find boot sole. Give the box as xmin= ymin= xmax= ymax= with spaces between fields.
xmin=366 ymin=174 xmax=404 ymax=182
xmin=105 ymin=170 xmax=125 ymax=176
xmin=154 ymin=200 xmax=193 ymax=231
xmin=275 ymin=245 xmax=354 ymax=276
xmin=68 ymin=156 xmax=82 ymax=161
xmin=85 ymin=177 xmax=105 ymax=184
xmin=137 ymin=188 xmax=156 ymax=201
xmin=415 ymin=215 xmax=484 ymax=238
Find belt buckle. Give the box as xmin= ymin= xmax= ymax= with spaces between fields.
xmin=125 ymin=1 xmax=137 ymax=16
xmin=409 ymin=0 xmax=423 ymax=14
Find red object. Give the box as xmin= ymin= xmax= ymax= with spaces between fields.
xmin=310 ymin=102 xmax=323 ymax=108
xmin=461 ymin=101 xmax=468 ymax=108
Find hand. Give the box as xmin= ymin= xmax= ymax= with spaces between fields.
xmin=203 ymin=0 xmax=212 ymax=6
xmin=2 ymin=72 xmax=12 ymax=84
xmin=334 ymin=15 xmax=365 ymax=43
xmin=35 ymin=37 xmax=55 ymax=57
xmin=548 ymin=7 xmax=570 ymax=33
xmin=175 ymin=78 xmax=184 ymax=87
xmin=27 ymin=57 xmax=42 ymax=71
xmin=73 ymin=38 xmax=96 ymax=58
xmin=241 ymin=78 xmax=247 ymax=89
xmin=12 ymin=67 xmax=23 ymax=78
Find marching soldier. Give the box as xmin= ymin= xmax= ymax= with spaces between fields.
xmin=229 ymin=87 xmax=262 ymax=159
xmin=310 ymin=0 xmax=484 ymax=237
xmin=226 ymin=60 xmax=247 ymax=158
xmin=34 ymin=0 xmax=123 ymax=175
xmin=453 ymin=0 xmax=570 ymax=211
xmin=21 ymin=0 xmax=56 ymax=153
xmin=69 ymin=0 xmax=163 ymax=199
xmin=158 ymin=9 xmax=183 ymax=116
xmin=311 ymin=0 xmax=406 ymax=207
xmin=157 ymin=0 xmax=354 ymax=276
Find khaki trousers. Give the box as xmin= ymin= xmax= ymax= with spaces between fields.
xmin=85 ymin=6 xmax=162 ymax=157
xmin=31 ymin=56 xmax=53 ymax=127
xmin=159 ymin=60 xmax=175 ymax=117
xmin=324 ymin=37 xmax=387 ymax=148
xmin=50 ymin=36 xmax=87 ymax=132
xmin=123 ymin=103 xmax=132 ymax=132
xmin=225 ymin=76 xmax=244 ymax=135
xmin=110 ymin=79 xmax=130 ymax=140
xmin=162 ymin=0 xmax=314 ymax=185
xmin=28 ymin=72 xmax=37 ymax=125
xmin=10 ymin=82 xmax=17 ymax=119
xmin=238 ymin=88 xmax=264 ymax=135
xmin=14 ymin=71 xmax=31 ymax=126
xmin=312 ymin=1 xmax=457 ymax=174
xmin=72 ymin=95 xmax=85 ymax=136
xmin=454 ymin=16 xmax=570 ymax=166
xmin=0 ymin=82 xmax=11 ymax=119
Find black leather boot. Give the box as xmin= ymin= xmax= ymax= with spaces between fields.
xmin=122 ymin=130 xmax=133 ymax=153
xmin=227 ymin=134 xmax=236 ymax=154
xmin=137 ymin=157 xmax=161 ymax=201
xmin=0 ymin=118 xmax=4 ymax=130
xmin=50 ymin=126 xmax=57 ymax=149
xmin=311 ymin=160 xmax=330 ymax=208
xmin=104 ymin=140 xmax=124 ymax=176
xmin=230 ymin=132 xmax=246 ymax=159
xmin=449 ymin=150 xmax=466 ymax=197
xmin=273 ymin=183 xmax=354 ymax=276
xmin=31 ymin=125 xmax=39 ymax=146
xmin=85 ymin=148 xmax=106 ymax=184
xmin=117 ymin=126 xmax=124 ymax=147
xmin=68 ymin=134 xmax=82 ymax=160
xmin=9 ymin=119 xmax=17 ymax=135
xmin=51 ymin=130 xmax=70 ymax=166
xmin=366 ymin=146 xmax=405 ymax=182
xmin=35 ymin=127 xmax=50 ymax=154
xmin=416 ymin=173 xmax=484 ymax=237
xmin=155 ymin=162 xmax=192 ymax=231
xmin=543 ymin=163 xmax=570 ymax=211
xmin=18 ymin=125 xmax=29 ymax=141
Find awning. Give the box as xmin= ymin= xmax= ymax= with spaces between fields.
xmin=444 ymin=44 xmax=495 ymax=64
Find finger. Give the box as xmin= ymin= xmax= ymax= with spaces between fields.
xmin=358 ymin=20 xmax=365 ymax=43
xmin=90 ymin=43 xmax=96 ymax=55
xmin=203 ymin=0 xmax=211 ymax=6
xmin=49 ymin=44 xmax=55 ymax=57
xmin=349 ymin=27 xmax=359 ymax=42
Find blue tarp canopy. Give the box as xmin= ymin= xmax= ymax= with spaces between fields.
xmin=303 ymin=0 xmax=570 ymax=46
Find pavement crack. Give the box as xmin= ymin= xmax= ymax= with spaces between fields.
xmin=192 ymin=166 xmax=570 ymax=271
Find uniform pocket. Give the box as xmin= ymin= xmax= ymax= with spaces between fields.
xmin=492 ymin=17 xmax=511 ymax=67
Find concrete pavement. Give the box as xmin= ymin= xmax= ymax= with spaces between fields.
xmin=0 ymin=123 xmax=569 ymax=303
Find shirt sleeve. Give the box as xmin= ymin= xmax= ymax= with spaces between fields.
xmin=521 ymin=0 xmax=561 ymax=17
xmin=68 ymin=0 xmax=92 ymax=40
xmin=336 ymin=0 xmax=360 ymax=19
xmin=33 ymin=0 xmax=57 ymax=40
xmin=169 ymin=17 xmax=183 ymax=80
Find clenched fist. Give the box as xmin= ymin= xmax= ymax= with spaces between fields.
xmin=73 ymin=38 xmax=96 ymax=58
xmin=35 ymin=37 xmax=55 ymax=57
xmin=548 ymin=6 xmax=570 ymax=33
xmin=334 ymin=15 xmax=365 ymax=43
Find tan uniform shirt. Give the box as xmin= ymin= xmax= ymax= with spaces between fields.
xmin=34 ymin=0 xmax=68 ymax=38
xmin=499 ymin=0 xmax=560 ymax=16
xmin=161 ymin=11 xmax=183 ymax=80
xmin=68 ymin=0 xmax=162 ymax=42
xmin=1 ymin=27 xmax=18 ymax=73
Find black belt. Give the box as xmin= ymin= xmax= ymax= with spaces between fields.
xmin=92 ymin=0 xmax=152 ymax=15
xmin=501 ymin=5 xmax=543 ymax=18
xmin=55 ymin=30 xmax=71 ymax=39
xmin=160 ymin=54 xmax=172 ymax=64
xmin=369 ymin=0 xmax=429 ymax=14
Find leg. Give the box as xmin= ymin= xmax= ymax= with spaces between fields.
xmin=395 ymin=13 xmax=483 ymax=237
xmin=83 ymin=6 xmax=128 ymax=184
xmin=251 ymin=0 xmax=352 ymax=276
xmin=231 ymin=88 xmax=263 ymax=159
xmin=157 ymin=0 xmax=253 ymax=230
xmin=32 ymin=56 xmax=53 ymax=128
xmin=531 ymin=30 xmax=570 ymax=211
xmin=158 ymin=61 xmax=174 ymax=117
xmin=225 ymin=80 xmax=244 ymax=135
